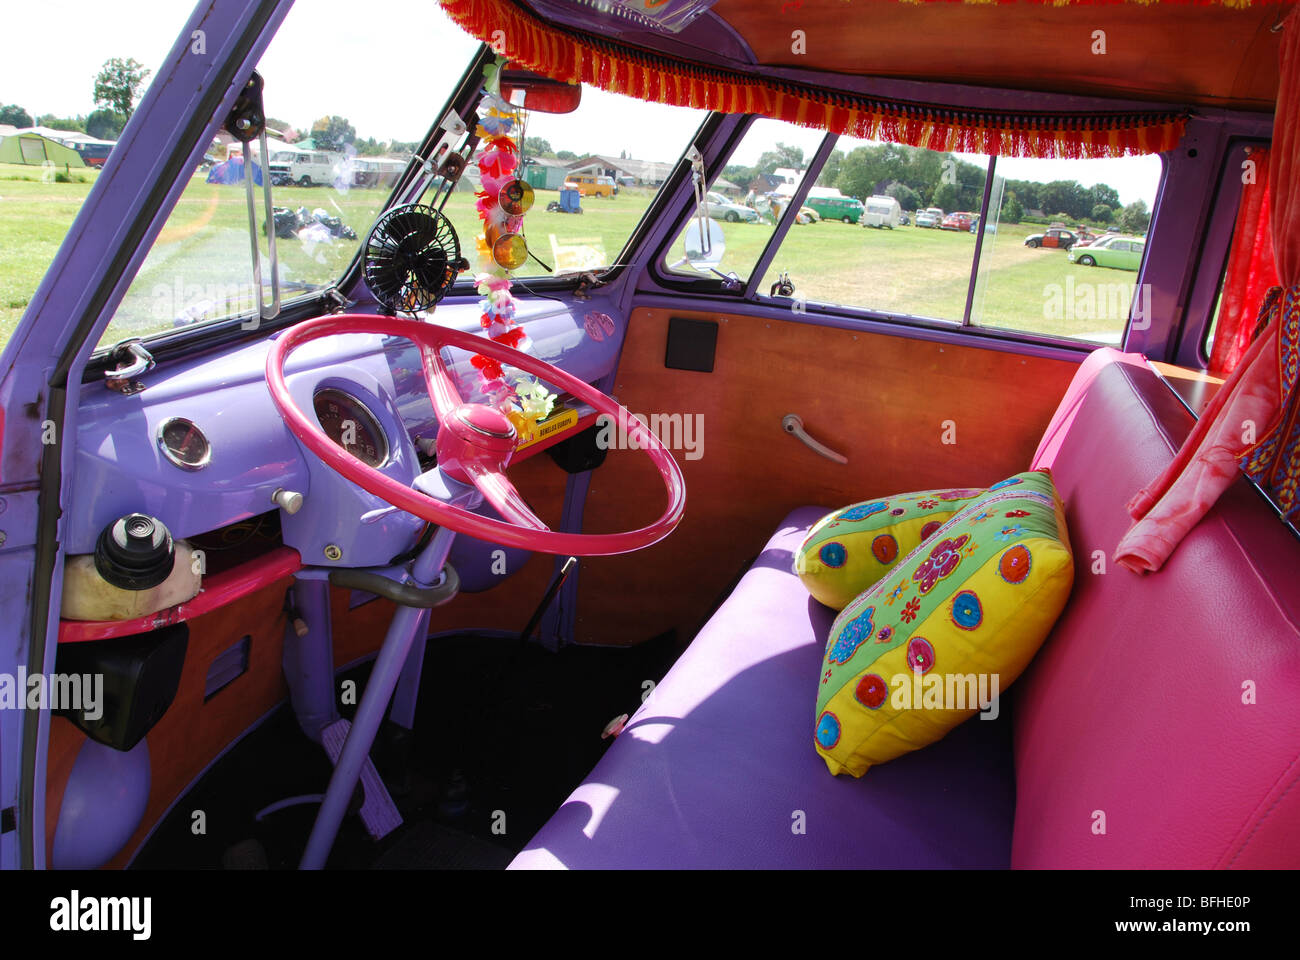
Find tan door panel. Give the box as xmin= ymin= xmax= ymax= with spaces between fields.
xmin=574 ymin=308 xmax=1078 ymax=646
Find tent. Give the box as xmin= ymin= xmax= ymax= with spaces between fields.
xmin=0 ymin=132 xmax=85 ymax=167
xmin=205 ymin=156 xmax=262 ymax=185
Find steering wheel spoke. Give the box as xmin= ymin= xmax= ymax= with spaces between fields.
xmin=463 ymin=463 xmax=550 ymax=532
xmin=266 ymin=313 xmax=685 ymax=556
xmin=421 ymin=342 xmax=463 ymax=420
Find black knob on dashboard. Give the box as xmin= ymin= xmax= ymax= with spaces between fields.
xmin=94 ymin=513 xmax=176 ymax=590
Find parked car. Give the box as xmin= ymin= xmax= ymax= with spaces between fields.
xmin=1024 ymin=226 xmax=1078 ymax=249
xmin=706 ymin=191 xmax=760 ymax=222
xmin=1073 ymin=231 xmax=1117 ymax=248
xmin=941 ymin=211 xmax=976 ymax=231
xmin=564 ymin=174 xmax=618 ymax=197
xmin=806 ymin=194 xmax=865 ymax=223
xmin=1068 ymin=234 xmax=1145 ymax=270
xmin=914 ymin=206 xmax=944 ymax=228
xmin=268 ymin=150 xmax=344 ymax=187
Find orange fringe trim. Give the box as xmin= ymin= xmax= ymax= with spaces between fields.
xmin=438 ymin=0 xmax=1190 ymax=159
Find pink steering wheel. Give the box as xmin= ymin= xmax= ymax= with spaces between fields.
xmin=266 ymin=313 xmax=686 ymax=556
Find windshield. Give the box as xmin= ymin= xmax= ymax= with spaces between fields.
xmin=95 ymin=0 xmax=479 ymax=350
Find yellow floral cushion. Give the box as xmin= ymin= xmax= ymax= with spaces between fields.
xmin=794 ymin=486 xmax=986 ymax=610
xmin=813 ymin=470 xmax=1074 ymax=777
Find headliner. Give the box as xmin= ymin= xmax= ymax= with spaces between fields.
xmin=520 ymin=0 xmax=1296 ymax=112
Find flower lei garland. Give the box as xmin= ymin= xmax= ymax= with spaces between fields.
xmin=471 ymin=59 xmax=556 ymax=427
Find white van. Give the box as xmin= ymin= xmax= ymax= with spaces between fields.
xmin=862 ymin=195 xmax=902 ymax=229
xmin=268 ymin=150 xmax=343 ymax=187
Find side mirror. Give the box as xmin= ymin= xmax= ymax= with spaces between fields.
xmin=499 ymin=68 xmax=582 ymax=114
xmin=682 ymin=218 xmax=726 ymax=273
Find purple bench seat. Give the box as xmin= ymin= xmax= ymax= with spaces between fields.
xmin=512 ymin=348 xmax=1300 ymax=869
xmin=509 ymin=508 xmax=1017 ymax=869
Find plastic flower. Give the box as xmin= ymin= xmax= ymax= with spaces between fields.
xmin=514 ymin=376 xmax=556 ymax=420
xmin=470 ymin=353 xmax=504 ymax=382
xmin=476 ymin=273 xmax=513 ymax=293
xmin=492 ymin=326 xmax=527 ymax=350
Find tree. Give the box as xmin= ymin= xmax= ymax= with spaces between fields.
xmin=1002 ymin=192 xmax=1023 ymax=224
xmin=524 ymin=136 xmax=554 ymax=157
xmin=1116 ymin=199 xmax=1151 ymax=234
xmin=1088 ymin=183 xmax=1120 ymax=212
xmin=86 ymin=109 xmax=125 ymax=140
xmin=556 ymin=149 xmax=577 ymax=161
xmin=37 ymin=114 xmax=87 ymax=133
xmin=931 ymin=181 xmax=960 ymax=213
xmin=754 ymin=142 xmax=804 ymax=175
xmin=816 ymin=150 xmax=844 ymax=188
xmin=310 ymin=115 xmax=356 ymax=152
xmin=1038 ymin=180 xmax=1089 ymax=221
xmin=884 ymin=181 xmax=921 ymax=211
xmin=0 ymin=104 xmax=34 ymax=127
xmin=836 ymin=145 xmax=892 ymax=201
xmin=93 ymin=57 xmax=150 ymax=120
xmin=1091 ymin=203 xmax=1114 ymax=224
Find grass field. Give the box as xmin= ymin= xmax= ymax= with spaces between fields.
xmin=0 ymin=168 xmax=1136 ymax=351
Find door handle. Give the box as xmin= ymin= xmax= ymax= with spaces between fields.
xmin=782 ymin=414 xmax=848 ymax=464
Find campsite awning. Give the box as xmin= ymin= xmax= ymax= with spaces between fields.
xmin=0 ymin=132 xmax=85 ymax=167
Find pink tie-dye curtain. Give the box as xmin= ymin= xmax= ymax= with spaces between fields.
xmin=1115 ymin=11 xmax=1300 ymax=573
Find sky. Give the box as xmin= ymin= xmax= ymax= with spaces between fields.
xmin=0 ymin=0 xmax=1159 ymax=205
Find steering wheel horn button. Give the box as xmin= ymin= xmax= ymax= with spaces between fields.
xmin=453 ymin=404 xmax=516 ymax=440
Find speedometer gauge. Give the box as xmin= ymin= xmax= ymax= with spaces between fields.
xmin=157 ymin=417 xmax=211 ymax=470
xmin=313 ymin=388 xmax=390 ymax=468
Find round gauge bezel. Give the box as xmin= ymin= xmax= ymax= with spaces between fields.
xmin=156 ymin=416 xmax=212 ymax=471
xmin=312 ymin=387 xmax=391 ymax=469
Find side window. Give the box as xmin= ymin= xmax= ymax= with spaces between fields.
xmin=757 ymin=137 xmax=989 ymax=322
xmin=969 ymin=153 xmax=1163 ymax=343
xmin=664 ymin=117 xmax=824 ymax=283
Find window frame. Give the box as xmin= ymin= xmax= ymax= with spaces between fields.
xmin=1182 ymin=139 xmax=1270 ymax=370
xmin=651 ymin=114 xmax=1169 ymax=352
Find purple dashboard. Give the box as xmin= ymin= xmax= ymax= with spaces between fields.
xmin=68 ymin=294 xmax=626 ymax=564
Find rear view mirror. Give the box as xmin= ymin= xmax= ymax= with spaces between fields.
xmin=499 ymin=68 xmax=582 ymax=114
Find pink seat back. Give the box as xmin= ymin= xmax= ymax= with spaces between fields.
xmin=1012 ymin=349 xmax=1300 ymax=868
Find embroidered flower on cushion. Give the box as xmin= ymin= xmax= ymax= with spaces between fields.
xmin=971 ymin=509 xmax=996 ymax=524
xmin=917 ymin=499 xmax=939 ymax=509
xmin=875 ymin=625 xmax=894 ymax=644
xmin=938 ymin=489 xmax=982 ymax=501
xmin=822 ymin=668 xmax=833 ymax=685
xmin=962 ymin=541 xmax=979 ymax=557
xmin=827 ymin=606 xmax=875 ymax=665
xmin=884 ymin=580 xmax=907 ymax=605
xmin=890 ymin=508 xmax=906 ymax=516
xmin=912 ymin=534 xmax=969 ymax=594
xmin=900 ymin=597 xmax=921 ymax=623
xmin=989 ymin=477 xmax=1023 ymax=490
xmin=994 ymin=523 xmax=1025 ymax=542
xmin=838 ymin=501 xmax=888 ymax=521
xmin=1005 ymin=509 xmax=1030 ymax=518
